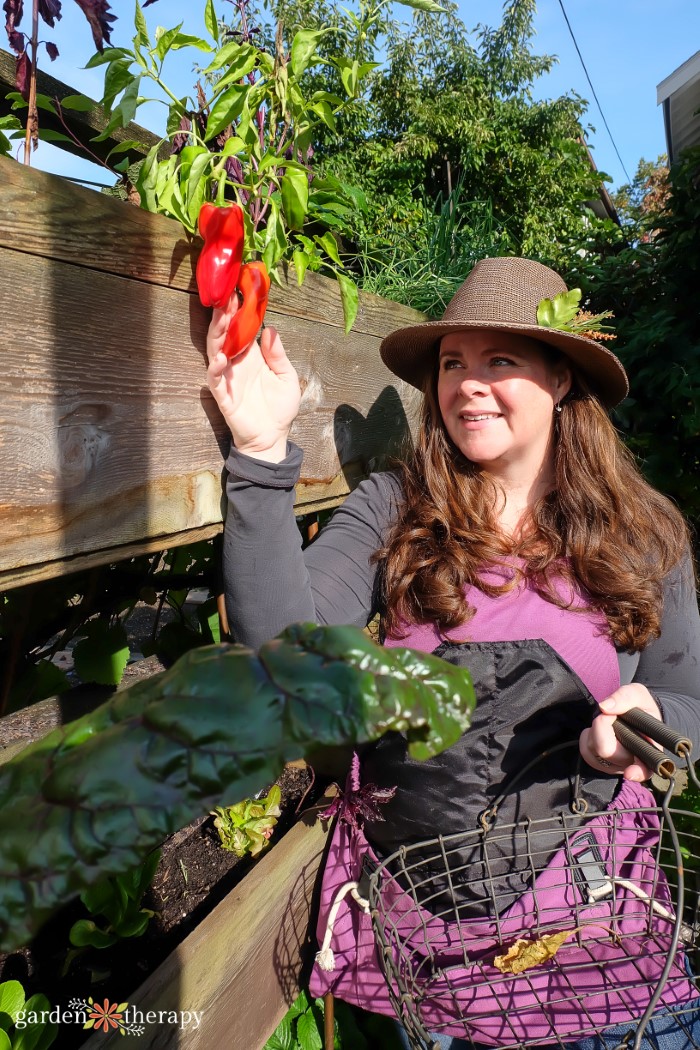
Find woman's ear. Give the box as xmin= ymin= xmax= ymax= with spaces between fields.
xmin=555 ymin=364 xmax=573 ymax=402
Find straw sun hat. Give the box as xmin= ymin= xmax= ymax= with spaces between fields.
xmin=379 ymin=257 xmax=629 ymax=408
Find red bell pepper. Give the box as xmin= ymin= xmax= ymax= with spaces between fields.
xmin=196 ymin=203 xmax=245 ymax=309
xmin=223 ymin=261 xmax=271 ymax=360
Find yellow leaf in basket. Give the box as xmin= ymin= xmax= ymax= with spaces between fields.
xmin=493 ymin=930 xmax=578 ymax=974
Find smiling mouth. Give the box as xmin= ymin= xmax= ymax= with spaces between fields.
xmin=459 ymin=413 xmax=502 ymax=421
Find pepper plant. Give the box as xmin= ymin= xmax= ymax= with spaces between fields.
xmin=89 ymin=0 xmax=443 ymax=329
xmin=81 ymin=0 xmax=385 ymax=329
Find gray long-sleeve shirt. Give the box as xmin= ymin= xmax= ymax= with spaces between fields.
xmin=223 ymin=442 xmax=700 ymax=750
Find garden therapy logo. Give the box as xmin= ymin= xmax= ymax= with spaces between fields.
xmin=73 ymin=998 xmax=204 ymax=1034
xmin=14 ymin=997 xmax=203 ymax=1034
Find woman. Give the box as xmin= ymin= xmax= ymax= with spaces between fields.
xmin=207 ymin=257 xmax=700 ymax=1048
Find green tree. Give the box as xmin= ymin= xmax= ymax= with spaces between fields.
xmin=263 ymin=0 xmax=614 ymax=310
xmin=569 ymin=147 xmax=700 ymax=535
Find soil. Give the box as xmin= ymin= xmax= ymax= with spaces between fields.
xmin=0 ymin=763 xmax=316 ymax=1049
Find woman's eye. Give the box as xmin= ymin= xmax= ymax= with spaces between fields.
xmin=490 ymin=356 xmax=516 ymax=367
xmin=440 ymin=358 xmax=462 ymax=370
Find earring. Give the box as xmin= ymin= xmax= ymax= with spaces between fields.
xmin=555 ymin=402 xmax=562 ymax=414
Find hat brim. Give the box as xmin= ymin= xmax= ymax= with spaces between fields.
xmin=379 ymin=318 xmax=629 ymax=409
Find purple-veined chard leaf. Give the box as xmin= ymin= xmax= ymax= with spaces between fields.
xmin=0 ymin=623 xmax=474 ymax=950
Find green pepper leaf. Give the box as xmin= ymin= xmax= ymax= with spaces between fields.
xmin=204 ymin=84 xmax=247 ymax=141
xmin=134 ymin=1 xmax=150 ymax=49
xmin=281 ymin=166 xmax=309 ymax=232
xmin=205 ymin=0 xmax=219 ymax=43
xmin=290 ymin=29 xmax=328 ymax=79
xmin=317 ymin=231 xmax=342 ymax=266
xmin=336 ymin=272 xmax=359 ymax=334
xmin=203 ymin=41 xmax=256 ymax=77
xmin=58 ymin=94 xmax=95 ymax=112
xmin=84 ymin=47 xmax=130 ymax=69
xmin=293 ymin=249 xmax=309 ymax=286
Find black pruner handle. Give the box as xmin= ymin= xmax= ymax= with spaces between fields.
xmin=612 ymin=719 xmax=677 ymax=779
xmin=616 ymin=707 xmax=692 ymax=759
xmin=611 ymin=706 xmax=693 ymax=779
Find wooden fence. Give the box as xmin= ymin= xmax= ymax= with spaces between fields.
xmin=0 ymin=156 xmax=423 ymax=591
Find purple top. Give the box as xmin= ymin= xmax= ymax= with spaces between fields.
xmin=384 ymin=561 xmax=620 ymax=702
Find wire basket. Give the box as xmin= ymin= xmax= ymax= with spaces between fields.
xmin=368 ymin=715 xmax=700 ymax=1050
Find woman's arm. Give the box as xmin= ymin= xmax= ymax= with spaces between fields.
xmin=223 ymin=443 xmax=401 ymax=648
xmin=581 ymin=553 xmax=700 ymax=778
xmin=631 ymin=553 xmax=700 ymax=749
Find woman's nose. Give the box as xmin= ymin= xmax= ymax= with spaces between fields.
xmin=458 ymin=372 xmax=489 ymax=395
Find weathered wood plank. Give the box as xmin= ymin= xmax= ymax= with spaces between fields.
xmin=0 ymin=156 xmax=426 ymax=337
xmin=81 ymin=792 xmax=334 ymax=1050
xmin=0 ymin=49 xmax=165 ymax=167
xmin=0 ymin=169 xmax=422 ymax=588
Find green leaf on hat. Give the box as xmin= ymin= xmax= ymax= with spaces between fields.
xmin=536 ymin=288 xmax=582 ymax=330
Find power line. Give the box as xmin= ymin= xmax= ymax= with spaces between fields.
xmin=556 ymin=0 xmax=632 ymax=184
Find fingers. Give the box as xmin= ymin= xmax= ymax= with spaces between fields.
xmin=206 ymin=293 xmax=241 ymax=365
xmin=259 ymin=326 xmax=294 ymax=376
xmin=580 ymin=725 xmax=650 ymax=782
xmin=580 ymin=684 xmax=663 ymax=782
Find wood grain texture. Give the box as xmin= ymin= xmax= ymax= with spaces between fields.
xmin=0 ymin=157 xmax=426 ymax=336
xmin=0 ymin=48 xmax=165 ymax=167
xmin=0 ymin=165 xmax=423 ymax=587
xmin=80 ymin=792 xmax=335 ymax=1050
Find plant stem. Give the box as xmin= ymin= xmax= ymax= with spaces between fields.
xmin=22 ymin=0 xmax=40 ymax=165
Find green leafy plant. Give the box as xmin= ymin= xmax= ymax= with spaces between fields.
xmin=264 ymin=990 xmax=326 ymax=1050
xmin=212 ymin=785 xmax=281 ymax=857
xmin=536 ymin=288 xmax=614 ymax=338
xmin=0 ymin=540 xmax=224 ymax=716
xmin=67 ymin=849 xmax=161 ymax=952
xmin=0 ymin=980 xmax=58 ymax=1050
xmin=79 ymin=0 xmax=407 ymax=330
xmin=0 ymin=622 xmax=475 ymax=951
xmin=264 ymin=989 xmax=404 ymax=1049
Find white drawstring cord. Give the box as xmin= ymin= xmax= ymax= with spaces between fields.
xmin=315 ymin=880 xmax=370 ymax=972
xmin=588 ymin=877 xmax=676 ymax=922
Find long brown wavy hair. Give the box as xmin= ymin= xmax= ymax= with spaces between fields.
xmin=375 ymin=361 xmax=692 ymax=652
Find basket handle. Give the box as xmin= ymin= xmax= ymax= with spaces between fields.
xmin=611 ymin=707 xmax=691 ymax=779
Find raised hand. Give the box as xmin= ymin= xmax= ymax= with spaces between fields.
xmin=206 ymin=300 xmax=301 ymax=463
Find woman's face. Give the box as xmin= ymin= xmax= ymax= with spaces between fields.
xmin=436 ymin=330 xmax=571 ymax=481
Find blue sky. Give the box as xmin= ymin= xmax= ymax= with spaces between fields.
xmin=16 ymin=0 xmax=700 ymax=191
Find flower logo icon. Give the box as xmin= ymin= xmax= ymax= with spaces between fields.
xmin=86 ymin=999 xmax=126 ymax=1032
